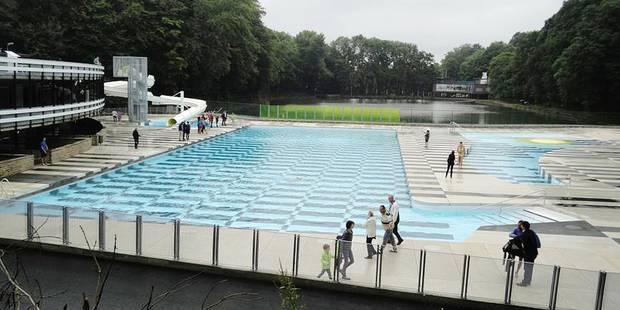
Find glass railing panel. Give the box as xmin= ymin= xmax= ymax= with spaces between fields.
xmin=510 ymin=261 xmax=554 ymax=308
xmin=379 ymin=245 xmax=420 ymax=292
xmin=466 ymin=255 xmax=510 ymax=304
xmin=602 ymin=272 xmax=620 ymax=310
xmin=179 ymin=223 xmax=213 ymax=265
xmin=218 ymin=226 xmax=253 ymax=270
xmin=424 ymin=251 xmax=464 ymax=298
xmin=142 ymin=216 xmax=175 ymax=260
xmin=555 ymin=267 xmax=600 ymax=310
xmin=0 ymin=199 xmax=27 ymax=240
xmin=297 ymin=235 xmax=375 ymax=287
xmin=105 ymin=211 xmax=137 ymax=255
xmin=296 ymin=235 xmax=334 ymax=282
xmin=67 ymin=208 xmax=100 ymax=250
xmin=256 ymin=231 xmax=295 ymax=275
xmin=31 ymin=202 xmax=63 ymax=245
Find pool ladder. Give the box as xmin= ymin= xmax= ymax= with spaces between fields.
xmin=0 ymin=178 xmax=15 ymax=199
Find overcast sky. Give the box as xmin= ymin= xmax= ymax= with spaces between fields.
xmin=259 ymin=0 xmax=565 ymax=61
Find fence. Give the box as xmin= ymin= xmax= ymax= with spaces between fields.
xmin=0 ymin=199 xmax=617 ymax=309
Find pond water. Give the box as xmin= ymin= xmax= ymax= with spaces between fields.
xmin=212 ymin=98 xmax=575 ymax=125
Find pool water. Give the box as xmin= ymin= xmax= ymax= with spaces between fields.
xmin=460 ymin=132 xmax=601 ymax=184
xmin=26 ymin=126 xmax=554 ymax=241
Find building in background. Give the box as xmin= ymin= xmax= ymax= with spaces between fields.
xmin=0 ymin=56 xmax=105 ymax=134
xmin=433 ymin=72 xmax=490 ymax=99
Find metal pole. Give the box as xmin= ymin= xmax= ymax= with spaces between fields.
xmin=98 ymin=211 xmax=105 ymax=251
xmin=212 ymin=225 xmax=219 ymax=266
xmin=417 ymin=250 xmax=424 ymax=293
xmin=504 ymin=260 xmax=515 ymax=304
xmin=464 ymin=255 xmax=470 ymax=299
xmin=334 ymin=239 xmax=340 ymax=282
xmin=460 ymin=255 xmax=468 ymax=299
xmin=294 ymin=235 xmax=300 ymax=277
xmin=421 ymin=250 xmax=426 ymax=293
xmin=135 ymin=215 xmax=142 ymax=255
xmin=292 ymin=234 xmax=298 ymax=276
xmin=173 ymin=219 xmax=180 ymax=260
xmin=255 ymin=230 xmax=259 ymax=270
xmin=375 ymin=245 xmax=380 ymax=287
xmin=62 ymin=207 xmax=69 ymax=245
xmin=552 ymin=267 xmax=560 ymax=310
xmin=594 ymin=271 xmax=607 ymax=310
xmin=26 ymin=202 xmax=33 ymax=240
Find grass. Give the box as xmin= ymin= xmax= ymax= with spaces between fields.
xmin=259 ymin=104 xmax=400 ymax=123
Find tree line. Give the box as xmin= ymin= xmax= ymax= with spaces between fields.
xmin=0 ymin=0 xmax=437 ymax=101
xmin=441 ymin=0 xmax=620 ymax=112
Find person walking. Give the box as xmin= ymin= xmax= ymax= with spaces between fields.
xmin=178 ymin=122 xmax=184 ymax=141
xmin=364 ymin=210 xmax=377 ymax=259
xmin=317 ymin=244 xmax=334 ymax=280
xmin=387 ymin=194 xmax=403 ymax=245
xmin=457 ymin=142 xmax=466 ymax=168
xmin=112 ymin=110 xmax=118 ymax=122
xmin=516 ymin=221 xmax=540 ymax=287
xmin=379 ymin=205 xmax=397 ymax=253
xmin=424 ymin=129 xmax=430 ymax=148
xmin=222 ymin=111 xmax=228 ymax=126
xmin=40 ymin=137 xmax=50 ymax=166
xmin=132 ymin=128 xmax=140 ymax=149
xmin=446 ymin=151 xmax=456 ymax=178
xmin=183 ymin=121 xmax=191 ymax=140
xmin=338 ymin=220 xmax=355 ymax=280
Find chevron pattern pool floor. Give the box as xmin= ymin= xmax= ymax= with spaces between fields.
xmin=25 ymin=126 xmax=560 ymax=241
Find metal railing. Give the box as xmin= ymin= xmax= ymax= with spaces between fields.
xmin=0 ymin=198 xmax=617 ymax=310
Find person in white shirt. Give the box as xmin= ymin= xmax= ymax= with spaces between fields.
xmin=388 ymin=194 xmax=404 ymax=245
xmin=364 ymin=210 xmax=377 ymax=259
xmin=379 ymin=205 xmax=397 ymax=253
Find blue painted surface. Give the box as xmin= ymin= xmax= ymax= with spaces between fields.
xmin=23 ymin=126 xmax=558 ymax=241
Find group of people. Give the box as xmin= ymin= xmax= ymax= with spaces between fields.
xmin=503 ymin=220 xmax=541 ymax=287
xmin=317 ymin=194 xmax=403 ymax=280
xmin=178 ymin=121 xmax=192 ymax=141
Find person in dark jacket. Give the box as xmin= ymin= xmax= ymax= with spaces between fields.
xmin=132 ymin=128 xmax=140 ymax=149
xmin=516 ymin=221 xmax=539 ymax=286
xmin=339 ymin=220 xmax=355 ymax=280
xmin=446 ymin=151 xmax=456 ymax=178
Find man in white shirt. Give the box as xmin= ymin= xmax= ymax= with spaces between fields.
xmin=388 ymin=194 xmax=404 ymax=245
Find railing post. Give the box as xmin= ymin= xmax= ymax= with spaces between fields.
xmin=504 ymin=259 xmax=515 ymax=304
xmin=26 ymin=202 xmax=33 ymax=240
xmin=294 ymin=234 xmax=300 ymax=277
xmin=135 ymin=215 xmax=142 ymax=255
xmin=62 ymin=207 xmax=69 ymax=244
xmin=212 ymin=225 xmax=219 ymax=266
xmin=594 ymin=271 xmax=607 ymax=310
xmin=251 ymin=229 xmax=259 ymax=271
xmin=173 ymin=219 xmax=180 ymax=260
xmin=461 ymin=255 xmax=470 ymax=299
xmin=418 ymin=250 xmax=426 ymax=293
xmin=375 ymin=244 xmax=383 ymax=288
xmin=292 ymin=234 xmax=298 ymax=276
xmin=548 ymin=265 xmax=560 ymax=310
xmin=333 ymin=239 xmax=340 ymax=282
xmin=98 ymin=211 xmax=105 ymax=251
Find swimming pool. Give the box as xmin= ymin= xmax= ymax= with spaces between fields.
xmin=25 ymin=126 xmax=549 ymax=241
xmin=460 ymin=132 xmax=601 ymax=184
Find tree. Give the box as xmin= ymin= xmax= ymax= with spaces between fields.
xmin=488 ymin=51 xmax=516 ymax=99
xmin=294 ymin=31 xmax=331 ymax=94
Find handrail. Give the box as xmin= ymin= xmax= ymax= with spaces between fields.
xmin=0 ymin=178 xmax=14 ymax=199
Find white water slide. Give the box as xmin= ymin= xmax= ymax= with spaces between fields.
xmin=104 ymin=80 xmax=207 ymax=126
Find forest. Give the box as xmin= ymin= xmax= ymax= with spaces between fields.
xmin=1 ymin=0 xmax=618 ymax=111
xmin=441 ymin=0 xmax=620 ymax=111
xmin=0 ymin=0 xmax=436 ymax=100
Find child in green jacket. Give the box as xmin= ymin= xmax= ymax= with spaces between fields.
xmin=317 ymin=244 xmax=334 ymax=279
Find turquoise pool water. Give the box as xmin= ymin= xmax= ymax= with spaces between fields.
xmin=460 ymin=132 xmax=601 ymax=184
xmin=25 ymin=126 xmax=551 ymax=241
